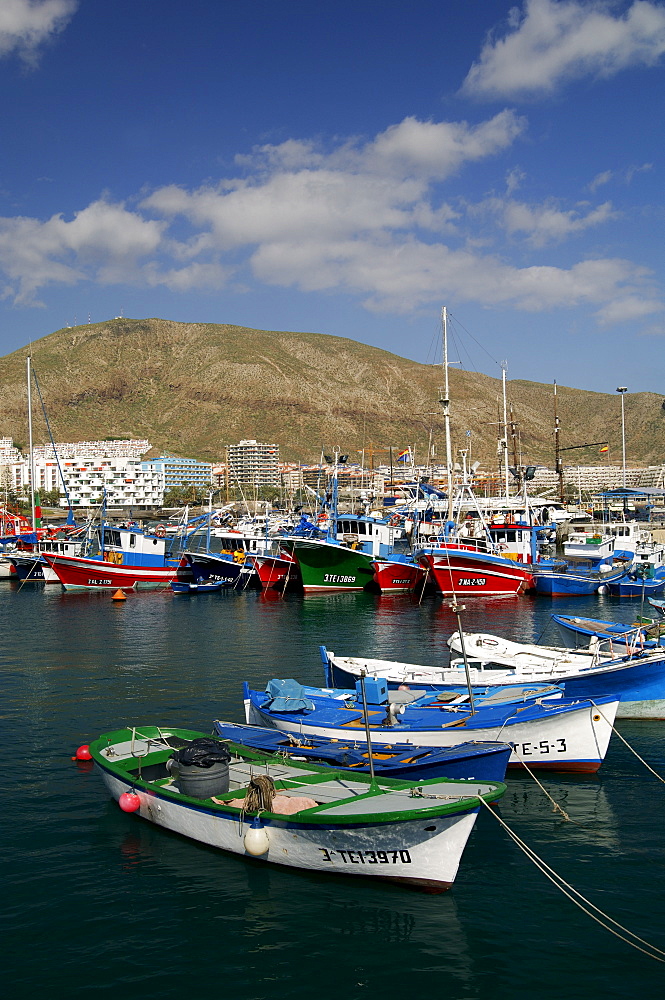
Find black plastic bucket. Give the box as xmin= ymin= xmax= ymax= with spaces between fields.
xmin=167 ymin=758 xmax=230 ymax=798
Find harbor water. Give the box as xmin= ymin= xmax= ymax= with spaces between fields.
xmin=3 ymin=585 xmax=665 ymax=999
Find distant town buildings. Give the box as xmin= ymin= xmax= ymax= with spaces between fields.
xmin=0 ymin=439 xmax=218 ymax=508
xmin=2 ymin=433 xmax=665 ymax=509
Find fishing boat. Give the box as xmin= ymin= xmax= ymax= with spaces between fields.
xmin=90 ymin=725 xmax=506 ymax=892
xmin=369 ymin=554 xmax=427 ymax=594
xmin=40 ymin=513 xmax=204 ymax=591
xmin=246 ymin=550 xmax=298 ymax=590
xmin=648 ymin=597 xmax=665 ymax=615
xmin=323 ymin=632 xmax=665 ymax=719
xmin=531 ymin=527 xmax=630 ymax=595
xmin=552 ymin=614 xmax=665 ymax=650
xmin=8 ymin=530 xmax=87 ymax=583
xmin=446 ymin=632 xmax=665 ymax=719
xmin=283 ymin=512 xmax=408 ymax=593
xmin=43 ymin=551 xmax=182 ymax=590
xmin=170 ymin=579 xmax=225 ymax=594
xmin=607 ymin=571 xmax=665 ymax=597
xmin=416 ymin=539 xmax=536 ymax=597
xmin=322 ymin=641 xmax=609 ymax=691
xmin=244 ymin=680 xmax=619 ymax=772
xmin=212 ymin=720 xmax=512 ymax=782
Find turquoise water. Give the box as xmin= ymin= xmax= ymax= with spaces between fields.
xmin=3 ymin=585 xmax=665 ymax=999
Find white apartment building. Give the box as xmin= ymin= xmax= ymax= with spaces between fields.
xmin=9 ymin=455 xmax=162 ymax=508
xmin=228 ymin=440 xmax=280 ymax=486
xmin=1 ymin=438 xmax=163 ymax=508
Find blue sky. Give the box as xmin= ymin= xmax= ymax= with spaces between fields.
xmin=0 ymin=0 xmax=663 ymax=393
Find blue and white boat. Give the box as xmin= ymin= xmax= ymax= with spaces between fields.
xmin=212 ymin=721 xmax=512 ymax=782
xmin=171 ymin=579 xmax=226 ymax=594
xmin=323 ymin=633 xmax=665 ymax=719
xmin=531 ymin=528 xmax=629 ymax=595
xmin=244 ymin=679 xmax=619 ymax=772
xmin=552 ymin=614 xmax=665 ymax=650
xmin=606 ymin=568 xmax=665 ymax=597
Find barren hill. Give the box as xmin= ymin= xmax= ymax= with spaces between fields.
xmin=1 ymin=317 xmax=663 ymax=468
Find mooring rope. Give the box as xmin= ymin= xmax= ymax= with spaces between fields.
xmin=477 ymin=797 xmax=665 ymax=963
xmin=510 ymin=748 xmax=571 ymax=821
xmin=589 ymin=702 xmax=665 ymax=784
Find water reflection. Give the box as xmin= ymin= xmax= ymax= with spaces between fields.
xmin=500 ymin=776 xmax=621 ymax=851
xmin=3 ymin=583 xmax=665 ymax=1000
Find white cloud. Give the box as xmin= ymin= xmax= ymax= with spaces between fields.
xmin=0 ymin=113 xmax=660 ymax=328
xmin=0 ymin=200 xmax=165 ymax=303
xmin=461 ymin=0 xmax=665 ymax=98
xmin=595 ymin=294 xmax=663 ymax=324
xmin=589 ymin=170 xmax=613 ymax=192
xmin=475 ymin=196 xmax=618 ymax=245
xmin=0 ymin=0 xmax=78 ymax=65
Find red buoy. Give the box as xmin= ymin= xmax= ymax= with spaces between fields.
xmin=73 ymin=744 xmax=92 ymax=761
xmin=118 ymin=791 xmax=141 ymax=813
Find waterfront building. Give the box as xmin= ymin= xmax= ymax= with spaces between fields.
xmin=228 ymin=440 xmax=279 ymax=486
xmin=2 ymin=438 xmax=161 ymax=508
xmin=144 ymin=456 xmax=213 ymax=494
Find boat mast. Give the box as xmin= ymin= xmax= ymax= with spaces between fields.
xmin=26 ymin=356 xmax=36 ymax=532
xmin=439 ymin=306 xmax=454 ymax=522
xmin=358 ymin=670 xmax=378 ymax=789
xmin=501 ymin=362 xmax=510 ymax=500
xmin=553 ymin=380 xmax=564 ymax=503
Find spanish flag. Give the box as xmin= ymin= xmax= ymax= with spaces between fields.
xmin=396 ymin=448 xmax=410 ymax=463
xmin=599 ymin=445 xmax=609 ymax=454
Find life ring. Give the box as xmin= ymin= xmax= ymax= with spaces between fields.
xmin=388 ymin=514 xmax=401 ymax=527
xmin=481 ymin=638 xmax=499 ymax=647
xmin=155 ymin=524 xmax=167 ymax=538
xmin=495 ymin=542 xmax=508 ymax=552
xmin=317 ymin=513 xmax=327 ymax=524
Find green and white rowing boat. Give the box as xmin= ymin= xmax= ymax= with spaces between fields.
xmin=90 ymin=726 xmax=506 ymax=891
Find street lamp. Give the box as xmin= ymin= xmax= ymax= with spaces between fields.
xmin=616 ymin=387 xmax=628 ymax=488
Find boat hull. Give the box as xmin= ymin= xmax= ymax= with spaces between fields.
xmin=100 ymin=768 xmax=482 ymax=890
xmin=42 ymin=553 xmax=179 ymax=590
xmin=607 ymin=574 xmax=665 ymax=597
xmin=248 ymin=553 xmax=297 ymax=590
xmin=532 ymin=566 xmax=626 ymax=596
xmin=418 ymin=548 xmax=533 ymax=597
xmin=370 ymin=558 xmax=425 ymax=594
xmin=9 ymin=555 xmax=60 ymax=583
xmin=288 ymin=539 xmax=376 ymax=592
xmin=185 ymin=552 xmax=247 ymax=587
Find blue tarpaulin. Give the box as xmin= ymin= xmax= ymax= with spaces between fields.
xmin=0 ymin=532 xmax=38 ymax=545
xmin=265 ymin=678 xmax=315 ymax=712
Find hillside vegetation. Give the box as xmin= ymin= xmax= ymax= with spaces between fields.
xmin=1 ymin=317 xmax=663 ymax=468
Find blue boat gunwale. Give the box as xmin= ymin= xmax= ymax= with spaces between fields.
xmin=90 ymin=727 xmax=505 ymax=827
xmin=246 ymin=684 xmax=618 ymax=732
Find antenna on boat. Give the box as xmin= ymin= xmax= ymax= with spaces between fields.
xmin=449 ymin=600 xmax=475 ymax=715
xmin=358 ymin=669 xmax=379 ymax=789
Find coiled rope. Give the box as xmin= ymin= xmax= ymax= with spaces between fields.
xmin=477 ymin=797 xmax=665 ymax=963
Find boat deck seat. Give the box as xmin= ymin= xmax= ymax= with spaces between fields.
xmin=227 ymin=761 xmax=322 ymax=786
xmin=387 ymin=689 xmax=427 ymax=704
